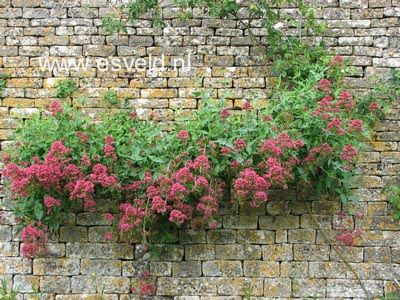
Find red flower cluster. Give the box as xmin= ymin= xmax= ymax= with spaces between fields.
xmin=2 ymin=139 xmax=123 ymax=256
xmin=335 ymin=211 xmax=363 ymax=249
xmin=21 ymin=222 xmax=47 ymax=258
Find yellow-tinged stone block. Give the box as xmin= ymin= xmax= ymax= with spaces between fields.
xmin=130 ymin=78 xmax=167 ymax=88
xmin=70 ymin=68 xmax=97 ymax=78
xmin=360 ymin=175 xmax=382 ymax=188
xmin=248 ymin=65 xmax=270 ymax=77
xmin=366 ymin=202 xmax=387 ymax=216
xmin=218 ymin=277 xmax=263 ymax=296
xmin=169 ymin=98 xmax=197 ymax=109
xmin=0 ymin=118 xmax=18 ymax=129
xmin=173 ymin=109 xmax=196 ymax=118
xmin=0 ymin=129 xmax=14 ymax=140
xmin=43 ymin=78 xmax=63 ymax=88
xmin=244 ymin=260 xmax=279 ymax=277
xmin=215 ymin=66 xmax=249 ymax=77
xmin=0 ymin=107 xmax=9 ymax=118
xmin=179 ymin=66 xmax=211 ymax=78
xmin=140 ymin=88 xmax=177 ymax=99
xmin=368 ymin=141 xmax=398 ymax=151
xmin=204 ymin=77 xmax=232 ymax=88
xmin=112 ymin=88 xmax=139 ymax=98
xmin=2 ymin=98 xmax=34 ymax=107
xmin=8 ymin=78 xmax=42 ymax=88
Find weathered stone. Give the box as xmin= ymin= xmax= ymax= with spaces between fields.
xmin=222 ymin=215 xmax=258 ymax=229
xmin=149 ymin=261 xmax=172 ymax=277
xmin=0 ymin=8 xmax=22 ymax=18
xmin=0 ymin=242 xmax=19 ymax=256
xmin=81 ymin=259 xmax=121 ymax=276
xmin=373 ymin=57 xmax=400 ymax=67
xmin=96 ymin=276 xmax=131 ymax=294
xmin=281 ymin=261 xmax=309 ymax=278
xmin=71 ymin=276 xmax=97 ymax=293
xmin=0 ymin=225 xmax=12 ymax=241
xmin=157 ymin=278 xmax=217 ymax=296
xmin=217 ymin=277 xmax=263 ymax=296
xmin=207 ymin=229 xmax=236 ymax=244
xmin=293 ymin=244 xmax=330 ymax=261
xmin=347 ymin=263 xmax=400 ymax=280
xmin=202 ymin=260 xmax=242 ymax=277
xmin=330 ymin=246 xmax=364 ymax=262
xmin=172 ymin=261 xmax=202 ymax=277
xmin=0 ymin=257 xmax=31 ymax=274
xmin=59 ymin=226 xmax=88 ymax=242
xmin=33 ymin=258 xmax=80 ymax=275
xmin=40 ymin=276 xmax=71 ymax=293
xmin=357 ymin=215 xmax=400 ymax=230
xmin=185 ymin=244 xmax=215 ymax=260
xmin=204 ymin=55 xmax=234 ymax=66
xmin=88 ymin=226 xmax=109 ymax=242
xmin=215 ymin=244 xmax=261 ymax=260
xmin=202 ymin=19 xmax=236 ymax=28
xmin=236 ymin=230 xmax=275 ymax=244
xmin=262 ymin=244 xmax=293 ymax=261
xmin=369 ymin=0 xmax=391 ymax=7
xmin=49 ymin=46 xmax=82 ymax=56
xmin=140 ymin=89 xmax=177 ymax=98
xmin=259 ymin=216 xmax=300 ymax=230
xmin=309 ymin=262 xmax=347 ymax=278
xmin=264 ymin=278 xmax=292 ymax=297
xmin=292 ymin=278 xmax=327 ymax=298
xmin=66 ymin=243 xmax=134 ymax=259
xmin=339 ymin=0 xmax=368 ymax=8
xmin=326 ymin=279 xmax=383 ymax=298
xmin=68 ymin=7 xmax=98 ymax=18
xmin=13 ymin=275 xmax=40 ymax=293
xmin=23 ymin=8 xmax=50 ymax=18
xmin=243 ymin=260 xmax=279 ymax=277
xmin=288 ymin=229 xmax=316 ymax=244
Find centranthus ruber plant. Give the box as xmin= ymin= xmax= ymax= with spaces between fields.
xmin=2 ymin=54 xmax=383 ymax=257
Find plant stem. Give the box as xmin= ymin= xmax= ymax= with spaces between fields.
xmin=306 ymin=204 xmax=372 ymax=300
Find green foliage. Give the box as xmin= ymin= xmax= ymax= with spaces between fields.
xmin=0 ymin=74 xmax=10 ymax=98
xmin=54 ymin=78 xmax=77 ymax=99
xmin=0 ymin=279 xmax=18 ymax=300
xmin=101 ymin=14 xmax=127 ymax=35
xmin=270 ymin=40 xmax=327 ymax=83
xmin=384 ymin=185 xmax=400 ymax=219
xmin=123 ymin=0 xmax=165 ymax=26
xmin=243 ymin=282 xmax=254 ymax=300
xmin=379 ymin=293 xmax=400 ymax=300
xmin=103 ymin=0 xmax=320 ymax=55
xmin=3 ymin=51 xmax=384 ymax=245
xmin=102 ymin=90 xmax=120 ymax=107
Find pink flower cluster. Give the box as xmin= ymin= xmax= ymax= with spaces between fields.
xmin=48 ymin=101 xmax=64 ymax=116
xmin=335 ymin=211 xmax=363 ymax=249
xmin=2 ymin=138 xmax=125 ymax=254
xmin=233 ymin=168 xmax=270 ymax=208
xmin=21 ymin=222 xmax=47 ymax=258
xmin=114 ymin=152 xmax=224 ymax=238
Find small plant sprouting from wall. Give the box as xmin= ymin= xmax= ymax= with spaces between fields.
xmin=0 ymin=279 xmax=18 ymax=300
xmin=102 ymin=90 xmax=120 ymax=107
xmin=54 ymin=78 xmax=77 ymax=99
xmin=0 ymin=74 xmax=10 ymax=98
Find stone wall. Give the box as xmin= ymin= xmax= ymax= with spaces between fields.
xmin=0 ymin=0 xmax=400 ymax=299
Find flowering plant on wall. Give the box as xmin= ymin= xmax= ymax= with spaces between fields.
xmin=1 ymin=53 xmax=384 ymax=258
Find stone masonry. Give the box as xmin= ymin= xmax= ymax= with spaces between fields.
xmin=0 ymin=0 xmax=400 ymax=299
